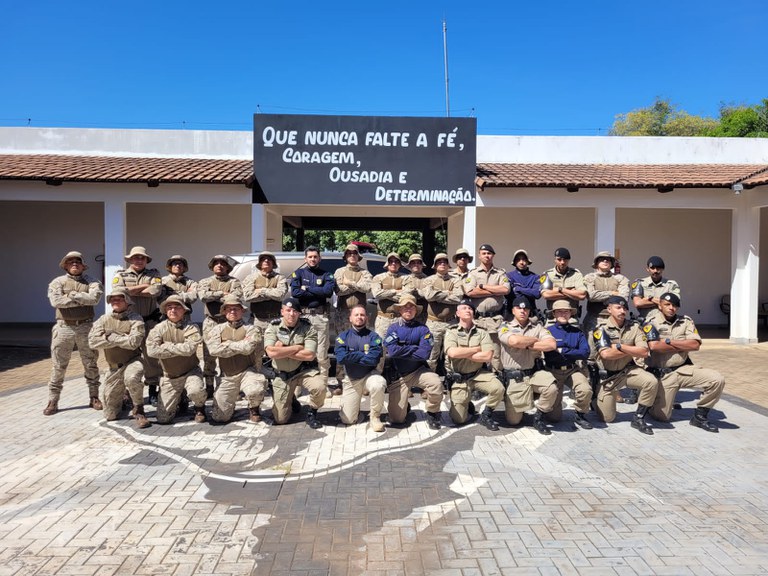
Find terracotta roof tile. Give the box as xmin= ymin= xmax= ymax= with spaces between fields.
xmin=741 ymin=167 xmax=768 ymax=187
xmin=0 ymin=154 xmax=252 ymax=185
xmin=476 ymin=163 xmax=768 ymax=189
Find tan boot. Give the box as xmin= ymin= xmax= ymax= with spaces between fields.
xmin=133 ymin=406 xmax=151 ymax=429
xmin=249 ymin=406 xmax=262 ymax=423
xmin=369 ymin=412 xmax=385 ymax=433
xmin=194 ymin=406 xmax=207 ymax=423
xmin=89 ymin=397 xmax=103 ymax=410
xmin=43 ymin=399 xmax=58 ymax=416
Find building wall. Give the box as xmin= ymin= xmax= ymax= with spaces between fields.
xmin=0 ymin=201 xmax=104 ymax=322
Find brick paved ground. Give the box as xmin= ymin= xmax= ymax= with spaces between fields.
xmin=1 ymin=328 xmax=767 ymax=575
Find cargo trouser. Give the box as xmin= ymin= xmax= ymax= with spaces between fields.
xmin=101 ymin=358 xmax=144 ymax=420
xmin=474 ymin=315 xmax=504 ymax=371
xmin=549 ymin=366 xmax=592 ymax=414
xmin=212 ymin=368 xmax=267 ymax=423
xmin=331 ymin=308 xmax=352 ymax=381
xmin=48 ymin=320 xmax=100 ymax=400
xmin=140 ymin=317 xmax=162 ymax=387
xmin=449 ymin=371 xmax=504 ymax=425
xmin=271 ymin=369 xmax=327 ymax=425
xmin=595 ymin=366 xmax=658 ymax=423
xmin=504 ymin=370 xmax=559 ymax=425
xmin=156 ymin=367 xmax=207 ymax=424
xmin=339 ymin=371 xmax=387 ymax=425
xmin=202 ymin=317 xmax=223 ymax=381
xmin=386 ymin=367 xmax=442 ymax=424
xmin=303 ymin=311 xmax=330 ymax=379
xmin=374 ymin=313 xmax=396 ymax=373
xmin=650 ymin=365 xmax=725 ymax=422
xmin=426 ymin=318 xmax=454 ymax=372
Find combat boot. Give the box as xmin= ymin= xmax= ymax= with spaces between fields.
xmin=292 ymin=396 xmax=302 ymax=414
xmin=306 ymin=408 xmax=322 ymax=429
xmin=122 ymin=390 xmax=133 ymax=411
xmin=194 ymin=406 xmax=207 ymax=423
xmin=478 ymin=406 xmax=499 ymax=431
xmin=467 ymin=402 xmax=476 ymax=417
xmin=132 ymin=406 xmax=151 ymax=429
xmin=249 ymin=406 xmax=262 ymax=423
xmin=89 ymin=396 xmax=103 ymax=410
xmin=574 ymin=411 xmax=593 ymax=430
xmin=205 ymin=377 xmax=215 ymax=400
xmin=148 ymin=384 xmax=159 ymax=406
xmin=533 ymin=409 xmax=551 ymax=435
xmin=177 ymin=389 xmax=190 ymax=416
xmin=625 ymin=388 xmax=639 ymax=405
xmin=426 ymin=411 xmax=442 ymax=430
xmin=690 ymin=407 xmax=719 ymax=433
xmin=369 ymin=411 xmax=385 ymax=433
xmin=631 ymin=405 xmax=654 ymax=435
xmin=43 ymin=399 xmax=59 ymax=416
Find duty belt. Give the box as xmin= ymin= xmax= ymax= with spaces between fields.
xmin=477 ymin=309 xmax=502 ymax=318
xmin=302 ymin=306 xmax=326 ymax=315
xmin=646 ymin=365 xmax=681 ymax=378
xmin=502 ymin=368 xmax=536 ymax=381
xmin=549 ymin=363 xmax=575 ymax=372
xmin=61 ymin=318 xmax=93 ymax=326
xmin=278 ymin=361 xmax=317 ymax=381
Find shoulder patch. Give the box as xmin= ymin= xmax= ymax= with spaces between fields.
xmin=112 ymin=277 xmax=119 ymax=284
xmin=464 ymin=278 xmax=471 ymax=283
xmin=630 ymin=281 xmax=638 ymax=289
xmin=151 ymin=277 xmax=162 ymax=284
xmin=539 ymin=274 xmax=546 ymax=283
xmin=373 ymin=337 xmax=382 ymax=345
xmin=336 ymin=336 xmax=345 ymax=345
xmin=500 ymin=325 xmax=509 ymax=334
xmin=291 ymin=272 xmax=298 ymax=278
xmin=642 ymin=324 xmax=652 ymax=333
xmin=593 ymin=329 xmax=602 ymax=340
xmin=423 ymin=333 xmax=431 ymax=340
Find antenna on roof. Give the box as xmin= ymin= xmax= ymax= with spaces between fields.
xmin=442 ymin=18 xmax=450 ymax=117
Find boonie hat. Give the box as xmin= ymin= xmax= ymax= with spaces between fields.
xmin=60 ymin=251 xmax=88 ymax=271
xmin=106 ymin=287 xmax=132 ymax=305
xmin=408 ymin=254 xmax=424 ymax=265
xmin=160 ymin=294 xmax=190 ymax=314
xmin=125 ymin=246 xmax=152 ymax=262
xmin=343 ymin=244 xmax=362 ymax=261
xmin=433 ymin=253 xmax=449 ymax=266
xmin=660 ymin=292 xmax=681 ymax=307
xmin=512 ymin=249 xmax=532 ymax=265
xmin=208 ymin=254 xmax=236 ymax=272
xmin=393 ymin=294 xmax=423 ymax=314
xmin=552 ymin=300 xmax=575 ymax=312
xmin=384 ymin=252 xmax=402 ymax=268
xmin=592 ymin=251 xmax=616 ymax=268
xmin=257 ymin=251 xmax=277 ymax=266
xmin=452 ymin=248 xmax=473 ymax=263
xmin=221 ymin=294 xmax=247 ymax=311
xmin=166 ymin=255 xmax=189 ymax=272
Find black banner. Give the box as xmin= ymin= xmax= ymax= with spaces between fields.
xmin=253 ymin=114 xmax=476 ymax=206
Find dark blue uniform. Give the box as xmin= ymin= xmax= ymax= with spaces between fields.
xmin=544 ymin=322 xmax=589 ymax=367
xmin=384 ymin=320 xmax=433 ymax=375
xmin=290 ymin=266 xmax=335 ymax=310
xmin=335 ymin=326 xmax=383 ymax=380
xmin=505 ymin=268 xmax=541 ymax=312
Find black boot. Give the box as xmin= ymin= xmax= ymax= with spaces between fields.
xmin=478 ymin=406 xmax=499 ymax=431
xmin=625 ymin=388 xmax=638 ymax=405
xmin=205 ymin=377 xmax=215 ymax=400
xmin=574 ymin=411 xmax=593 ymax=430
xmin=177 ymin=389 xmax=189 ymax=416
xmin=426 ymin=411 xmax=442 ymax=430
xmin=306 ymin=408 xmax=322 ymax=429
xmin=690 ymin=407 xmax=719 ymax=433
xmin=292 ymin=396 xmax=302 ymax=414
xmin=148 ymin=384 xmax=158 ymax=406
xmin=467 ymin=402 xmax=477 ymax=417
xmin=631 ymin=405 xmax=654 ymax=435
xmin=533 ymin=409 xmax=551 ymax=435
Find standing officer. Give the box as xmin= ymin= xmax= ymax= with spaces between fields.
xmin=505 ymin=248 xmax=542 ymax=315
xmin=198 ymin=254 xmax=243 ymax=398
xmin=332 ymin=244 xmax=373 ymax=388
xmin=205 ymin=295 xmax=267 ymax=424
xmin=243 ymin=251 xmax=289 ymax=333
xmin=499 ymin=296 xmax=558 ymax=434
xmin=113 ymin=246 xmax=163 ymax=404
xmin=444 ymin=299 xmax=504 ymax=431
xmin=289 ymin=246 xmax=336 ymax=382
xmin=583 ymin=251 xmax=629 ymax=333
xmin=450 ymin=247 xmax=473 ymax=279
xmin=403 ymin=254 xmax=429 ymax=324
xmin=159 ymin=255 xmax=198 ymax=313
xmin=540 ymin=247 xmax=587 ymax=321
xmin=631 ymin=256 xmax=681 ymax=321
xmin=644 ymin=293 xmax=725 ymax=432
xmin=592 ymin=295 xmax=659 ymax=434
xmin=420 ymin=253 xmax=464 ymax=371
xmin=383 ymin=294 xmax=444 ymax=430
xmin=88 ymin=288 xmax=148 ymax=428
xmin=371 ymin=252 xmax=408 ymax=344
xmin=44 ymin=251 xmax=103 ymax=416
xmin=146 ymin=295 xmax=208 ymax=425
xmin=462 ymin=244 xmax=510 ymax=371
xmin=336 ymin=305 xmax=387 ymax=432
xmin=264 ymin=297 xmax=328 ymax=429
xmin=544 ymin=300 xmax=593 ymax=430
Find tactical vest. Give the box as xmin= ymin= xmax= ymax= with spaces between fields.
xmin=101 ymin=314 xmax=141 ymax=368
xmin=587 ymin=274 xmax=620 ymax=317
xmin=115 ymin=269 xmax=160 ymax=317
xmin=55 ymin=276 xmax=95 ymax=324
xmin=158 ymin=322 xmax=199 ymax=378
xmin=377 ymin=274 xmax=405 ymax=314
xmin=249 ymin=273 xmax=282 ymax=319
xmin=163 ymin=276 xmax=192 ymax=299
xmin=337 ymin=266 xmax=367 ymax=310
xmin=217 ymin=323 xmax=253 ymax=376
xmin=427 ymin=275 xmax=457 ymax=321
xmin=204 ymin=276 xmax=235 ymax=318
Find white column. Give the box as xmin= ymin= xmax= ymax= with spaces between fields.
xmin=594 ymin=205 xmax=616 ymax=256
xmin=104 ymin=199 xmax=126 ymax=313
xmin=251 ymin=204 xmax=266 ymax=252
xmin=462 ymin=205 xmax=477 ymax=260
xmin=730 ymin=199 xmax=760 ymax=343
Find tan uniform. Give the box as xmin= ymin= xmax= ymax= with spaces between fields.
xmin=403 ymin=272 xmax=429 ymax=324
xmin=644 ymin=314 xmax=725 ymax=422
xmin=632 ymin=276 xmax=681 ymax=321
xmin=542 ymin=267 xmax=586 ymax=314
xmin=243 ymin=270 xmax=288 ymax=331
xmin=592 ymin=318 xmax=658 ymax=422
xmin=463 ymin=265 xmax=510 ymax=371
xmin=498 ymin=319 xmax=557 ymax=425
xmin=421 ymin=272 xmax=464 ymax=370
xmin=47 ymin=273 xmax=103 ymax=400
xmin=444 ymin=323 xmax=504 ymax=425
xmin=113 ymin=267 xmax=163 ymax=386
xmin=584 ymin=272 xmax=629 ymax=332
xmin=264 ymin=318 xmax=327 ymax=425
xmin=450 ymin=267 xmax=470 ymax=280
xmin=370 ymin=270 xmax=407 ymax=367
xmin=88 ymin=309 xmax=145 ymax=420
xmin=159 ymin=274 xmax=198 ymax=309
xmin=197 ymin=274 xmax=243 ymax=379
xmin=333 ymin=263 xmax=373 ymax=380
xmin=205 ymin=320 xmax=266 ymax=423
xmin=146 ymin=318 xmax=206 ymax=423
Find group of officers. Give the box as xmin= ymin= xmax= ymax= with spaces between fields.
xmin=44 ymin=242 xmax=726 ymax=436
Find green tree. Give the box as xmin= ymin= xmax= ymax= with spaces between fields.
xmin=706 ymin=99 xmax=768 ymax=137
xmin=609 ymin=97 xmax=718 ymax=136
xmin=281 ymin=227 xmax=447 ymax=258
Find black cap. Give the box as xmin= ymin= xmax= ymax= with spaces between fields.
xmin=554 ymin=247 xmax=571 ymax=259
xmin=479 ymin=244 xmax=495 ymax=254
xmin=282 ymin=297 xmax=302 ymax=310
xmin=512 ymin=296 xmax=530 ymax=309
xmin=458 ymin=298 xmax=476 ymax=310
xmin=647 ymin=256 xmax=666 ymax=269
xmin=660 ymin=292 xmax=681 ymax=307
xmin=606 ymin=295 xmax=628 ymax=308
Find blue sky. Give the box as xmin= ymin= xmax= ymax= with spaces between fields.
xmin=2 ymin=0 xmax=765 ymax=135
